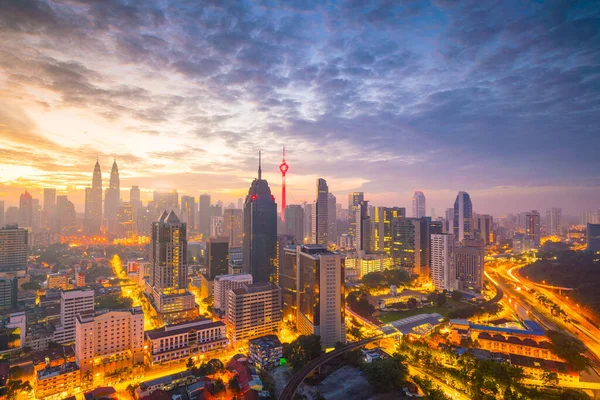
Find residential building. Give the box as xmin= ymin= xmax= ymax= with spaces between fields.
xmin=35 ymin=362 xmax=80 ymax=400
xmin=225 ymin=282 xmax=282 ymax=344
xmin=356 ymin=200 xmax=372 ymax=253
xmin=243 ymin=154 xmax=277 ymax=283
xmin=145 ymin=318 xmax=227 ymax=366
xmin=213 ymin=274 xmax=253 ymax=311
xmin=75 ymin=307 xmax=144 ymax=374
xmin=296 ymin=244 xmax=346 ymax=348
xmin=526 ymin=210 xmax=541 ymax=248
xmin=53 ymin=289 xmax=95 ymax=344
xmin=47 ymin=272 xmax=71 ymax=290
xmin=430 ymin=234 xmax=456 ymax=291
xmin=546 ymin=208 xmax=562 ymax=235
xmin=453 ymin=191 xmax=473 ymax=242
xmin=374 ymin=206 xmax=406 ymax=255
xmin=412 ymin=191 xmax=426 ymax=218
xmin=0 ymin=278 xmax=18 ymax=310
xmin=348 ymin=192 xmax=364 ymax=244
xmin=248 ymin=335 xmax=283 ymax=370
xmin=0 ymin=225 xmax=28 ymax=275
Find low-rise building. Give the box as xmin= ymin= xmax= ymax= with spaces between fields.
xmin=47 ymin=272 xmax=71 ymax=290
xmin=145 ymin=318 xmax=227 ymax=366
xmin=36 ymin=361 xmax=80 ymax=400
xmin=508 ymin=354 xmax=579 ymax=383
xmin=379 ymin=313 xmax=444 ymax=339
xmin=248 ymin=335 xmax=282 ymax=370
xmin=135 ymin=371 xmax=197 ymax=399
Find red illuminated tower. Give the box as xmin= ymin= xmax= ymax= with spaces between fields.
xmin=279 ymin=146 xmax=289 ymax=221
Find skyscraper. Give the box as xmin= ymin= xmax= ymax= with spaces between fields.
xmin=312 ymin=178 xmax=329 ymax=246
xmin=18 ymin=190 xmax=33 ymax=228
xmin=243 ymin=153 xmax=278 ymax=283
xmin=546 ymin=208 xmax=561 ymax=236
xmin=279 ymin=146 xmax=289 ymax=221
xmin=149 ymin=210 xmax=197 ymax=323
xmin=116 ymin=202 xmax=134 ymax=238
xmin=130 ymin=185 xmax=142 ymax=209
xmin=455 ymin=239 xmax=484 ymax=291
xmin=56 ymin=195 xmax=76 ymax=234
xmin=328 ymin=193 xmax=337 ymax=246
xmin=223 ymin=209 xmax=243 ymax=247
xmin=453 ymin=191 xmax=473 ymax=242
xmin=206 ymin=236 xmax=229 ymax=279
xmin=0 ymin=201 xmax=4 ymax=228
xmin=431 ymin=233 xmax=456 ymax=291
xmin=476 ymin=214 xmax=493 ymax=245
xmin=526 ymin=210 xmax=541 ymax=248
xmin=296 ymin=244 xmax=346 ymax=348
xmin=42 ymin=188 xmax=56 ymax=230
xmin=356 ymin=200 xmax=372 ymax=253
xmin=374 ymin=207 xmax=406 ymax=255
xmin=0 ymin=225 xmax=28 ymax=275
xmin=84 ymin=160 xmax=103 ymax=234
xmin=153 ymin=190 xmax=179 ymax=216
xmin=348 ymin=192 xmax=364 ymax=244
xmin=587 ymin=223 xmax=600 ymax=253
xmin=198 ymin=194 xmax=211 ymax=239
xmin=284 ymin=205 xmax=304 ymax=243
xmin=303 ymin=203 xmax=312 ymax=244
xmin=180 ymin=195 xmax=196 ymax=230
xmin=412 ymin=191 xmax=426 ymax=218
xmin=104 ymin=159 xmax=121 ymax=232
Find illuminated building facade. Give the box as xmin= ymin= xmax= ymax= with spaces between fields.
xmin=345 ymin=251 xmax=391 ymax=278
xmin=303 ymin=203 xmax=312 ymax=244
xmin=545 ymin=208 xmax=561 ymax=235
xmin=0 ymin=277 xmax=18 ymax=310
xmin=525 ymin=210 xmax=541 ymax=248
xmin=213 ymin=273 xmax=253 ymax=311
xmin=180 ymin=195 xmax=196 ymax=230
xmin=53 ymin=289 xmax=95 ymax=344
xmin=243 ymin=153 xmax=277 ymax=283
xmin=116 ymin=202 xmax=134 ymax=238
xmin=347 ymin=192 xmax=364 ymax=246
xmin=281 ymin=246 xmax=298 ymax=321
xmin=355 ymin=200 xmax=372 ymax=253
xmin=296 ymin=244 xmax=346 ymax=348
xmin=35 ymin=362 xmax=80 ymax=400
xmin=84 ymin=160 xmax=103 ymax=234
xmin=75 ymin=307 xmax=145 ymax=374
xmin=430 ymin=233 xmax=456 ymax=291
xmin=312 ymin=178 xmax=329 ymax=246
xmin=453 ymin=191 xmax=473 ymax=242
xmin=455 ymin=239 xmax=485 ymax=291
xmin=412 ymin=191 xmax=426 ymax=218
xmin=47 ymin=272 xmax=71 ymax=290
xmin=226 ymin=282 xmax=282 ymax=344
xmin=374 ymin=206 xmax=406 ymax=255
xmin=104 ymin=160 xmax=121 ymax=233
xmin=223 ymin=209 xmax=243 ymax=247
xmin=0 ymin=225 xmax=28 ymax=275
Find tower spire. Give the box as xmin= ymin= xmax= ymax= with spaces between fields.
xmin=258 ymin=150 xmax=262 ymax=180
xmin=279 ymin=146 xmax=289 ymax=221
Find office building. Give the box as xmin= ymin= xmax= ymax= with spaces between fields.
xmin=587 ymin=224 xmax=600 ymax=253
xmin=526 ymin=210 xmax=541 ymax=248
xmin=75 ymin=307 xmax=144 ymax=373
xmin=153 ymin=190 xmax=179 ymax=216
xmin=345 ymin=251 xmax=391 ymax=278
xmin=455 ymin=240 xmax=485 ymax=292
xmin=180 ymin=195 xmax=196 ymax=230
xmin=0 ymin=277 xmax=18 ymax=310
xmin=281 ymin=246 xmax=298 ymax=320
xmin=284 ymin=205 xmax=304 ymax=242
xmin=18 ymin=190 xmax=33 ymax=228
xmin=248 ymin=335 xmax=283 ymax=370
xmin=453 ymin=191 xmax=473 ymax=242
xmin=355 ymin=200 xmax=372 ymax=253
xmin=431 ymin=234 xmax=456 ymax=291
xmin=228 ymin=247 xmax=244 ymax=275
xmin=0 ymin=225 xmax=28 ymax=274
xmin=391 ymin=218 xmax=416 ymax=269
xmin=303 ymin=203 xmax=313 ymax=244
xmin=243 ymin=154 xmax=278 ymax=283
xmin=546 ymin=208 xmax=561 ymax=236
xmin=348 ymin=192 xmax=364 ymax=244
xmin=104 ymin=160 xmax=121 ymax=233
xmin=223 ymin=209 xmax=243 ymax=247
xmin=198 ymin=194 xmax=211 ymax=239
xmin=56 ymin=195 xmax=77 ymax=235
xmin=476 ymin=214 xmax=493 ymax=246
xmin=210 ymin=215 xmax=223 ymax=237
xmin=327 ymin=193 xmax=337 ymax=246
xmin=296 ymin=244 xmax=346 ymax=348
xmin=226 ymin=282 xmax=282 ymax=344
xmin=116 ymin=202 xmax=134 ymax=238
xmin=412 ymin=191 xmax=426 ymax=218
xmin=312 ymin=179 xmax=329 ymax=246
xmin=53 ymin=289 xmax=95 ymax=344
xmin=130 ymin=185 xmax=142 ymax=209
xmin=374 ymin=207 xmax=406 ymax=255
xmin=213 ymin=274 xmax=253 ymax=311
xmin=4 ymin=207 xmax=18 ymax=225
xmin=84 ymin=160 xmax=103 ymax=234
xmin=206 ymin=236 xmax=229 ymax=279
xmin=148 ymin=211 xmax=197 ymax=324
xmin=42 ymin=189 xmax=56 ymax=230
xmin=145 ymin=318 xmax=227 ymax=366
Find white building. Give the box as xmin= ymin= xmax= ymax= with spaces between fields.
xmin=412 ymin=191 xmax=426 ymax=218
xmin=213 ymin=273 xmax=253 ymax=311
xmin=75 ymin=307 xmax=144 ymax=373
xmin=53 ymin=289 xmax=94 ymax=344
xmin=546 ymin=208 xmax=562 ymax=235
xmin=430 ymin=234 xmax=456 ymax=291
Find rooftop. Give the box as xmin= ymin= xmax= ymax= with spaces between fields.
xmin=146 ymin=320 xmax=225 ymax=340
xmin=249 ymin=334 xmax=282 ymax=349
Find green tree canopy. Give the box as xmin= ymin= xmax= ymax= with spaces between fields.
xmin=363 ymin=356 xmax=408 ymax=393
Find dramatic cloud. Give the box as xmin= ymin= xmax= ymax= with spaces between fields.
xmin=0 ymin=0 xmax=599 ymax=214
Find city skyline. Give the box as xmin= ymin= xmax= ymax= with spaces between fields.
xmin=1 ymin=1 xmax=600 ymax=215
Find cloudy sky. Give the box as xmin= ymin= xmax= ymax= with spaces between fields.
xmin=1 ymin=0 xmax=599 ymax=216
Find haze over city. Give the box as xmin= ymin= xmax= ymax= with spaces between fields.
xmin=1 ymin=0 xmax=599 ymax=214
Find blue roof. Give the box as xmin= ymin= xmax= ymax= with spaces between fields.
xmin=469 ymin=323 xmax=545 ymax=336
xmin=522 ymin=320 xmax=545 ymax=333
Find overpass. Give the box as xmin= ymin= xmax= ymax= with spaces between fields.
xmin=278 ymin=335 xmax=383 ymax=400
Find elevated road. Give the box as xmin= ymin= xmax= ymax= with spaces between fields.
xmin=278 ymin=336 xmax=383 ymax=400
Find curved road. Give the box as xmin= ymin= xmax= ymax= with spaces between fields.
xmin=278 ymin=336 xmax=383 ymax=400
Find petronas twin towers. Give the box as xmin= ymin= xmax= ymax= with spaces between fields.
xmin=83 ymin=159 xmax=120 ymax=234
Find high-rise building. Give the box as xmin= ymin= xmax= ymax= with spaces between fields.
xmin=243 ymin=153 xmax=277 ymax=283
xmin=327 ymin=193 xmax=337 ymax=246
xmin=587 ymin=224 xmax=600 ymax=253
xmin=0 ymin=277 xmax=18 ymax=310
xmin=84 ymin=160 xmax=103 ymax=234
xmin=355 ymin=200 xmax=372 ymax=253
xmin=374 ymin=207 xmax=406 ymax=255
xmin=412 ymin=191 xmax=426 ymax=218
xmin=4 ymin=207 xmax=18 ymax=225
xmin=348 ymin=192 xmax=364 ymax=244
xmin=104 ymin=160 xmax=121 ymax=232
xmin=148 ymin=211 xmax=198 ymax=324
xmin=237 ymin=198 xmax=243 ymax=210
xmin=56 ymin=195 xmax=77 ymax=235
xmin=303 ymin=203 xmax=312 ymax=244
xmin=198 ymin=194 xmax=211 ymax=239
xmin=43 ymin=188 xmax=56 ymax=211
xmin=546 ymin=208 xmax=562 ymax=236
xmin=279 ymin=146 xmax=289 ymax=221
xmin=284 ymin=205 xmax=304 ymax=243
xmin=0 ymin=201 xmax=4 ymax=228
xmin=130 ymin=185 xmax=142 ymax=209
xmin=116 ymin=202 xmax=134 ymax=238
xmin=42 ymin=189 xmax=56 ymax=230
xmin=225 ymin=282 xmax=282 ymax=344
xmin=135 ymin=207 xmax=152 ymax=238
xmin=453 ymin=191 xmax=473 ymax=242
xmin=431 ymin=234 xmax=456 ymax=291
xmin=18 ymin=190 xmax=33 ymax=228
xmin=210 ymin=216 xmax=223 ymax=237
xmin=281 ymin=245 xmax=298 ymax=320
xmin=180 ymin=195 xmax=196 ymax=230
xmin=153 ymin=190 xmax=179 ymax=216
xmin=213 ymin=274 xmax=253 ymax=311
xmin=476 ymin=214 xmax=493 ymax=246
xmin=0 ymin=225 xmax=28 ymax=275
xmin=312 ymin=179 xmax=329 ymax=246
xmin=207 ymin=236 xmax=229 ymax=279
xmin=75 ymin=307 xmax=144 ymax=374
xmin=223 ymin=209 xmax=243 ymax=247
xmin=53 ymin=289 xmax=95 ymax=344
xmin=455 ymin=239 xmax=484 ymax=292
xmin=296 ymin=244 xmax=346 ymax=348
xmin=526 ymin=210 xmax=541 ymax=248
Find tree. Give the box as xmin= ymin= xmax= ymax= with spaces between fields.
xmin=21 ymin=281 xmax=41 ymax=291
xmin=228 ymin=375 xmax=240 ymax=393
xmin=8 ymin=366 xmax=27 ymax=380
xmin=363 ymin=357 xmax=408 ymax=393
xmin=282 ymin=335 xmax=323 ymax=371
xmin=205 ymin=358 xmax=225 ymax=375
xmin=560 ymin=389 xmax=590 ymax=400
xmin=186 ymin=357 xmax=195 ymax=369
xmin=451 ymin=290 xmax=463 ymax=301
xmin=5 ymin=380 xmax=32 ymax=400
xmin=542 ymin=371 xmax=559 ymax=386
xmin=546 ymin=330 xmax=590 ymax=371
xmin=407 ymin=297 xmax=418 ymax=309
xmin=437 ymin=293 xmax=447 ymax=306
xmin=213 ymin=378 xmax=225 ymax=394
xmin=126 ymin=384 xmax=137 ymax=398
